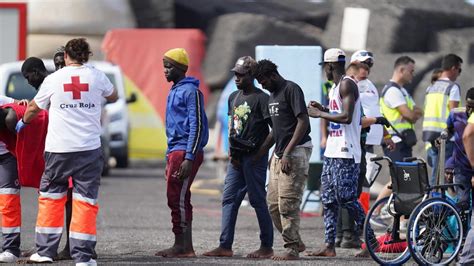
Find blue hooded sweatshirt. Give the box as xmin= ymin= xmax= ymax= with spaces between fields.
xmin=166 ymin=77 xmax=209 ymax=160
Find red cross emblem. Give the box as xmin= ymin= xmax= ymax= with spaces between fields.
xmin=63 ymin=76 xmax=89 ymax=100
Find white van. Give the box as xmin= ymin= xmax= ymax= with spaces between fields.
xmin=0 ymin=60 xmax=135 ymax=174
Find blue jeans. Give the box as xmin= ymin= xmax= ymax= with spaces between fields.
xmin=219 ymin=154 xmax=273 ymax=249
xmin=427 ymin=141 xmax=453 ymax=186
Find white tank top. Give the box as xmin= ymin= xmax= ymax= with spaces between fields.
xmin=324 ymin=76 xmax=362 ymax=163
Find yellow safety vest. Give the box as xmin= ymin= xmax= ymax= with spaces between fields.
xmin=379 ymin=81 xmax=415 ymax=135
xmin=422 ymin=80 xmax=457 ymax=142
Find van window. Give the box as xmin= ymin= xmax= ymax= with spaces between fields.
xmin=6 ymin=73 xmax=37 ymax=100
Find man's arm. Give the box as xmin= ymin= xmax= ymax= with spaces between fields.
xmin=448 ymin=100 xmax=460 ymax=110
xmin=105 ymin=88 xmax=119 ymax=103
xmin=396 ymin=104 xmax=422 ymax=124
xmin=185 ymin=90 xmax=205 ymax=161
xmin=463 ymin=122 xmax=474 ymax=168
xmin=283 ymin=113 xmax=309 ymax=157
xmin=22 ymin=100 xmax=41 ymax=124
xmin=5 ymin=109 xmax=18 ymax=133
xmin=317 ymin=79 xmax=357 ymax=124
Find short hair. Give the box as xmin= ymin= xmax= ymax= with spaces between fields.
xmin=394 ymin=56 xmax=415 ymax=69
xmin=253 ymin=59 xmax=279 ymax=80
xmin=441 ymin=54 xmax=463 ymax=71
xmin=21 ymin=57 xmax=46 ymax=75
xmin=65 ymin=38 xmax=92 ymax=63
xmin=431 ymin=68 xmax=443 ymax=84
xmin=467 ymin=87 xmax=474 ymax=101
xmin=53 ymin=46 xmax=65 ymax=58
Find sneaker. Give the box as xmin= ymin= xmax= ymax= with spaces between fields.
xmin=0 ymin=251 xmax=18 ymax=263
xmin=340 ymin=236 xmax=363 ymax=249
xmin=29 ymin=253 xmax=53 ymax=263
xmin=76 ymin=259 xmax=97 ymax=266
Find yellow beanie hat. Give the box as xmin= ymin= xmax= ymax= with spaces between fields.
xmin=164 ymin=48 xmax=189 ymax=72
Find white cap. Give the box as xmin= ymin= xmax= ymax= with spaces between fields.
xmin=350 ymin=50 xmax=374 ymax=63
xmin=319 ymin=48 xmax=346 ymax=65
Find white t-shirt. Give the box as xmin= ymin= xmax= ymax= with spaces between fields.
xmin=438 ymin=77 xmax=461 ymax=102
xmin=358 ymin=79 xmax=383 ymax=145
xmin=35 ymin=65 xmax=114 ymax=152
xmin=0 ymin=96 xmax=15 ymax=155
xmin=383 ymin=84 xmax=416 ymax=109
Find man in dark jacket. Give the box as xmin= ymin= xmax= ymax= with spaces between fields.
xmin=155 ymin=48 xmax=209 ymax=258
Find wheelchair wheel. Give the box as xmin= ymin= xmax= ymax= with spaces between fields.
xmin=364 ymin=196 xmax=411 ymax=265
xmin=407 ymin=197 xmax=463 ymax=265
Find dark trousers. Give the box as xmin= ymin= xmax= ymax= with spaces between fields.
xmin=219 ymin=154 xmax=273 ymax=249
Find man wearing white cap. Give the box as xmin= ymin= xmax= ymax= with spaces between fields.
xmin=306 ymin=48 xmax=375 ymax=257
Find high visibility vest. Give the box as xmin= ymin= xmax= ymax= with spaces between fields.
xmin=422 ymin=80 xmax=457 ymax=142
xmin=379 ymin=81 xmax=415 ymax=135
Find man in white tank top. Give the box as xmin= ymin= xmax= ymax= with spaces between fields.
xmin=306 ymin=48 xmax=374 ymax=257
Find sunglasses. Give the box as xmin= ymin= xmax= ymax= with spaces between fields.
xmin=358 ymin=51 xmax=374 ymax=57
xmin=361 ymin=59 xmax=374 ymax=68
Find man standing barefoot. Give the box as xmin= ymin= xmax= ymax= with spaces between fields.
xmin=155 ymin=48 xmax=209 ymax=258
xmin=203 ymin=56 xmax=273 ymax=259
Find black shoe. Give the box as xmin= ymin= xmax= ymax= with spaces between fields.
xmin=340 ymin=236 xmax=362 ymax=249
xmin=335 ymin=237 xmax=342 ymax=248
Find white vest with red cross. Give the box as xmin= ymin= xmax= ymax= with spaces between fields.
xmin=34 ymin=65 xmax=114 ymax=153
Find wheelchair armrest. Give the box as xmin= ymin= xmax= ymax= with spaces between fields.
xmin=430 ymin=183 xmax=465 ymax=191
xmin=403 ymin=157 xmax=417 ymax=162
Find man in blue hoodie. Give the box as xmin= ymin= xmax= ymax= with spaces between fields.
xmin=155 ymin=48 xmax=209 ymax=258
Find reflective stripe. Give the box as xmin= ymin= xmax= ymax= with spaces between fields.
xmin=39 ymin=191 xmax=67 ymax=200
xmin=36 ymin=195 xmax=66 ymax=228
xmin=0 ymin=188 xmax=20 ymax=195
xmin=2 ymin=226 xmax=20 ymax=234
xmin=70 ymin=231 xmax=97 ymax=242
xmin=70 ymin=199 xmax=98 ymax=235
xmin=423 ymin=117 xmax=448 ymax=123
xmin=72 ymin=193 xmax=98 ymax=205
xmin=35 ymin=226 xmax=63 ymax=234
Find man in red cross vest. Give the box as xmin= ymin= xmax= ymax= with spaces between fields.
xmin=17 ymin=38 xmax=118 ymax=266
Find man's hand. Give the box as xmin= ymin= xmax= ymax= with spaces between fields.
xmin=309 ymin=101 xmax=323 ymax=110
xmin=281 ymin=155 xmax=292 ymax=175
xmin=320 ymin=136 xmax=327 ymax=149
xmin=15 ymin=119 xmax=27 ymax=133
xmin=383 ymin=137 xmax=396 ymax=151
xmin=308 ymin=106 xmax=322 ymax=118
xmin=375 ymin=116 xmax=390 ymax=127
xmin=175 ymin=159 xmax=193 ymax=181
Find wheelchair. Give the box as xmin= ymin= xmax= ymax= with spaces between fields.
xmin=363 ymin=156 xmax=465 ymax=265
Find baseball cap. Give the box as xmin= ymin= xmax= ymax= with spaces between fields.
xmin=350 ymin=50 xmax=374 ymax=63
xmin=231 ymin=56 xmax=256 ymax=75
xmin=319 ymin=48 xmax=346 ymax=65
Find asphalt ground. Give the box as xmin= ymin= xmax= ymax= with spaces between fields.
xmin=12 ymin=160 xmax=419 ymax=265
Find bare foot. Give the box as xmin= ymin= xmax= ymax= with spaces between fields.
xmin=306 ymin=246 xmax=336 ymax=257
xmin=272 ymin=250 xmax=299 ymax=261
xmin=246 ymin=247 xmax=273 ymax=258
xmin=155 ymin=246 xmax=177 ymax=257
xmin=203 ymin=247 xmax=233 ymax=257
xmin=355 ymin=248 xmax=370 ymax=258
